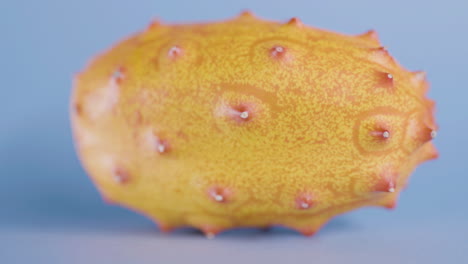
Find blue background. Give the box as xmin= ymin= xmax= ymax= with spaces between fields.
xmin=1 ymin=0 xmax=467 ymax=263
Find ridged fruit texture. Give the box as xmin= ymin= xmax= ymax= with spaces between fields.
xmin=71 ymin=12 xmax=438 ymax=237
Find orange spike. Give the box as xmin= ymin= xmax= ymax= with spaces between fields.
xmin=295 ymin=193 xmax=316 ymax=210
xmin=368 ymin=47 xmax=395 ymax=67
xmin=231 ymin=104 xmax=252 ymax=122
xmin=112 ymin=166 xmax=130 ymax=184
xmin=300 ymin=230 xmax=317 ymax=237
xmin=200 ymin=225 xmax=223 ymax=239
xmin=145 ymin=130 xmax=171 ymax=154
xmin=407 ymin=115 xmax=437 ymax=153
xmin=357 ymin=29 xmax=380 ymax=44
xmin=426 ymin=99 xmax=436 ymax=112
xmin=207 ymin=185 xmax=233 ymax=203
xmin=423 ymin=101 xmax=438 ymax=130
xmin=412 ymin=114 xmax=436 ymax=143
xmin=270 ymin=45 xmax=290 ymax=61
xmin=296 ymin=227 xmax=318 ymax=237
xmin=238 ymin=10 xmax=254 ymax=19
xmin=383 ymin=199 xmax=397 ymax=210
xmin=375 ymin=71 xmax=394 ymax=90
xmin=158 ymin=222 xmax=175 ymax=233
xmin=167 ymin=45 xmax=183 ymax=59
xmin=370 ymin=124 xmax=391 ymax=141
xmin=374 ymin=168 xmax=398 ymax=193
xmin=411 ymin=70 xmax=427 ymax=84
xmin=112 ymin=66 xmax=126 ymax=85
xmin=156 ymin=138 xmax=170 ymax=154
xmin=411 ymin=71 xmax=429 ymax=95
xmin=286 ymin=17 xmax=303 ymax=27
xmin=417 ymin=143 xmax=439 ymax=162
xmin=424 ymin=99 xmax=436 ymax=124
xmin=147 ymin=19 xmax=162 ymax=30
xmin=424 ymin=118 xmax=437 ymax=136
xmin=420 ymin=124 xmax=435 ymax=143
xmin=374 ymin=178 xmax=396 ymax=193
xmin=217 ymin=102 xmax=254 ymax=123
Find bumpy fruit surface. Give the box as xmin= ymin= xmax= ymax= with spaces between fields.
xmin=71 ymin=12 xmax=438 ymax=237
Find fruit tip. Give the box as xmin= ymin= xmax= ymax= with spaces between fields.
xmin=426 ymin=146 xmax=439 ymax=160
xmin=412 ymin=70 xmax=427 ymax=82
xmin=295 ymin=193 xmax=316 ymax=210
xmin=373 ymin=168 xmax=399 ymax=193
xmin=298 ymin=228 xmax=317 ymax=237
xmin=205 ymin=232 xmax=216 ymax=239
xmin=208 ymin=185 xmax=231 ymax=203
xmin=357 ymin=29 xmax=380 ymax=44
xmin=411 ymin=71 xmax=430 ymax=94
xmin=200 ymin=225 xmax=223 ymax=239
xmin=147 ymin=19 xmax=162 ymax=30
xmin=158 ymin=223 xmax=175 ymax=233
xmin=238 ymin=10 xmax=255 ymax=19
xmin=375 ymin=71 xmax=395 ymax=90
xmin=367 ymin=46 xmax=396 ymax=67
xmin=286 ymin=17 xmax=303 ymax=27
xmin=383 ymin=200 xmax=397 ymax=210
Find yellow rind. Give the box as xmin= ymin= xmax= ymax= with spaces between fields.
xmin=71 ymin=13 xmax=437 ymax=236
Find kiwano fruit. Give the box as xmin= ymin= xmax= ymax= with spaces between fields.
xmin=70 ymin=12 xmax=438 ymax=237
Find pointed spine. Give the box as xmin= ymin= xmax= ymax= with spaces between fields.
xmin=158 ymin=222 xmax=176 ymax=233
xmin=411 ymin=71 xmax=429 ymax=95
xmin=417 ymin=143 xmax=439 ymax=163
xmin=200 ymin=225 xmax=224 ymax=239
xmin=374 ymin=168 xmax=399 ymax=193
xmin=368 ymin=46 xmax=396 ymax=67
xmin=207 ymin=185 xmax=233 ymax=203
xmin=112 ymin=166 xmax=130 ymax=184
xmin=357 ymin=29 xmax=380 ymax=45
xmin=286 ymin=17 xmax=303 ymax=27
xmin=298 ymin=228 xmax=317 ymax=237
xmin=237 ymin=10 xmax=255 ymax=19
xmin=295 ymin=193 xmax=316 ymax=210
xmin=375 ymin=71 xmax=394 ymax=90
xmin=147 ymin=19 xmax=162 ymax=31
xmin=383 ymin=199 xmax=397 ymax=210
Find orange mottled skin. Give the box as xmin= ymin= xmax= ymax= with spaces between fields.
xmin=71 ymin=12 xmax=438 ymax=237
